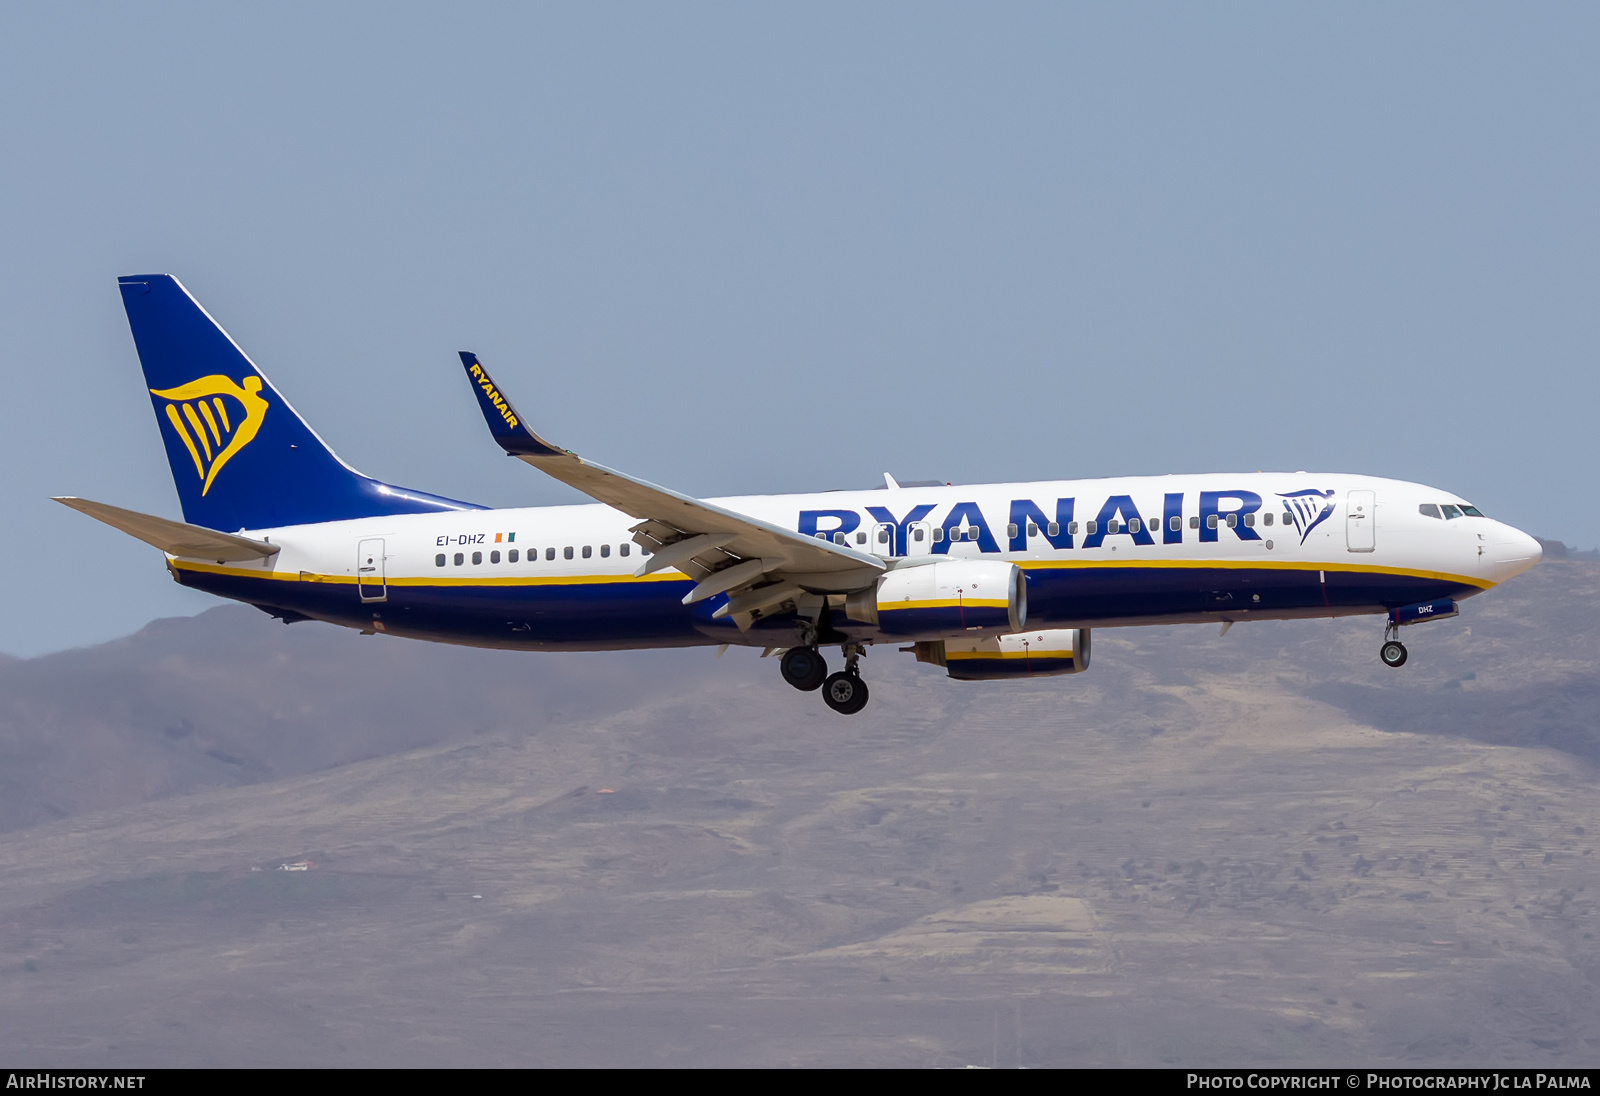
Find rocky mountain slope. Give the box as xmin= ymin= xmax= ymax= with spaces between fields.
xmin=0 ymin=561 xmax=1595 ymax=1065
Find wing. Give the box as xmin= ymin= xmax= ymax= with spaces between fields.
xmin=457 ymin=353 xmax=884 ymax=625
xmin=54 ymin=497 xmax=280 ymax=561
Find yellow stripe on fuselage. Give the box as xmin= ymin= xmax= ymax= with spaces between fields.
xmin=170 ymin=557 xmax=1491 ymax=594
xmin=1017 ymin=557 xmax=1493 ymax=590
xmin=172 ymin=560 xmax=694 ymax=587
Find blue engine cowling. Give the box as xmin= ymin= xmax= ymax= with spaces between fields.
xmin=848 ymin=559 xmax=1026 ymax=639
xmin=906 ymin=628 xmax=1092 ymax=680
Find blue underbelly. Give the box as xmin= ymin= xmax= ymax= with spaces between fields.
xmin=175 ymin=561 xmax=1480 ymax=649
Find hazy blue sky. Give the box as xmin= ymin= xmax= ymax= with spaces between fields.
xmin=2 ymin=3 xmax=1596 ymax=655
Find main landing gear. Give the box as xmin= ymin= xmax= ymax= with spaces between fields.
xmin=1380 ymin=621 xmax=1408 ymax=668
xmin=779 ymin=646 xmax=827 ymax=691
xmin=779 ymin=643 xmax=870 ymax=714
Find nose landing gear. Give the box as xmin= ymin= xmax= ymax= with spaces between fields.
xmin=1379 ymin=621 xmax=1408 ymax=668
xmin=1377 ymin=599 xmax=1459 ymax=668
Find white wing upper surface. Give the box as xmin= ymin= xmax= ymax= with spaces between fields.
xmin=456 ymin=353 xmax=884 ymax=615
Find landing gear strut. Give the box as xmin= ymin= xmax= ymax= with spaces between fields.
xmin=1380 ymin=622 xmax=1408 ymax=668
xmin=778 ymin=610 xmax=871 ymax=713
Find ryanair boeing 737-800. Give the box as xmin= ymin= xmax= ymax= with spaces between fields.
xmin=57 ymin=275 xmax=1543 ymax=715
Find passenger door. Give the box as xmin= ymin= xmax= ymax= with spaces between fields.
xmin=357 ymin=538 xmax=387 ymax=602
xmin=1346 ymin=491 xmax=1375 ymax=553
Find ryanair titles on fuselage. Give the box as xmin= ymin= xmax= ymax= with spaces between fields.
xmin=792 ymin=485 xmax=1335 ymax=555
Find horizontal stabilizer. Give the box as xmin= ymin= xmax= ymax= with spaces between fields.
xmin=54 ymin=497 xmax=281 ymax=561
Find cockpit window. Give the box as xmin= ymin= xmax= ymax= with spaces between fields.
xmin=1441 ymin=504 xmax=1463 ymax=520
xmin=1419 ymin=503 xmax=1442 ymax=519
xmin=1460 ymin=505 xmax=1485 ymax=517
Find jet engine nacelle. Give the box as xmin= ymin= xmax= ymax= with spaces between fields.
xmin=846 ymin=559 xmax=1025 ymax=638
xmin=906 ymin=628 xmax=1092 ymax=680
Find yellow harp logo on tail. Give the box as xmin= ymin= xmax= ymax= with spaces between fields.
xmin=149 ymin=375 xmax=270 ymax=496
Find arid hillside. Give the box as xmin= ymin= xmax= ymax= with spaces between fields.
xmin=0 ymin=561 xmax=1595 ymax=1066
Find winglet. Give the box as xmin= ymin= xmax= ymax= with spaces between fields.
xmin=457 ymin=352 xmax=566 ymax=457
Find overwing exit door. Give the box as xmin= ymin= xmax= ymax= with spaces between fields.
xmin=906 ymin=521 xmax=933 ymax=557
xmin=870 ymin=522 xmax=895 ymax=558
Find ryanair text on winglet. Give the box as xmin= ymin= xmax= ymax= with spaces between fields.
xmin=469 ymin=363 xmax=519 ymax=430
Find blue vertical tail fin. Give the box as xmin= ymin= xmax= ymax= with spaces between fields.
xmin=119 ymin=275 xmax=482 ymax=530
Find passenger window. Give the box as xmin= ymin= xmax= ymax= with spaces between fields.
xmin=1128 ymin=518 xmax=1141 ymax=534
xmin=472 ymin=551 xmax=483 ymax=565
xmin=1225 ymin=514 xmax=1237 ymax=528
xmin=1419 ymin=504 xmax=1442 ymax=519
xmin=833 ymin=532 xmax=846 ymax=545
xmin=1206 ymin=515 xmax=1218 ymax=530
xmin=1049 ymin=522 xmax=1061 ymax=536
xmin=600 ymin=544 xmax=610 ymax=558
xmin=855 ymin=531 xmax=867 ymax=545
xmin=1106 ymin=520 xmax=1120 ymax=534
xmin=931 ymin=527 xmax=944 ymax=543
xmin=1027 ymin=523 xmax=1038 ymax=537
xmin=1262 ymin=513 xmax=1273 ymax=526
xmin=435 ymin=553 xmax=446 ymax=567
xmin=1190 ymin=516 xmax=1200 ymax=529
xmin=491 ymin=550 xmax=501 ymax=563
xmin=878 ymin=528 xmax=889 ymax=544
xmin=1243 ymin=513 xmax=1255 ymax=528
xmin=1085 ymin=520 xmax=1098 ymax=535
xmin=1170 ymin=516 xmax=1181 ymax=532
xmin=1441 ymin=505 xmax=1463 ymax=520
xmin=620 ymin=543 xmax=630 ymax=556
xmin=563 ymin=546 xmax=574 ymax=560
xmin=454 ymin=552 xmax=464 ymax=566
xmin=1006 ymin=523 xmax=1019 ymax=538
xmin=913 ymin=527 xmax=925 ymax=542
xmin=582 ymin=545 xmax=592 ymax=558
xmin=509 ymin=549 xmax=519 ymax=562
xmin=546 ymin=547 xmax=555 ymax=561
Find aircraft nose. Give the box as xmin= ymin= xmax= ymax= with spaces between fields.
xmin=1487 ymin=524 xmax=1542 ymax=578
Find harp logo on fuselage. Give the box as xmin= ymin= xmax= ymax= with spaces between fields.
xmin=149 ymin=375 xmax=270 ymax=496
xmin=1278 ymin=489 xmax=1336 ymax=545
